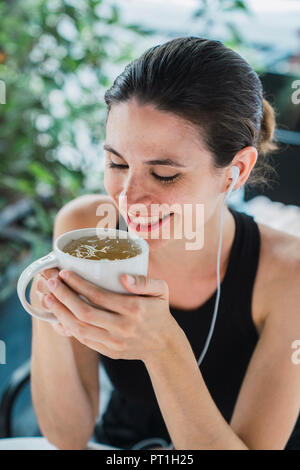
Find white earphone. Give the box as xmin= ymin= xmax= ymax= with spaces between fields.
xmin=229 ymin=165 xmax=240 ymax=192
xmin=133 ymin=165 xmax=241 ymax=451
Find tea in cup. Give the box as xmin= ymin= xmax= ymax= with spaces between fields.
xmin=17 ymin=227 xmax=149 ymax=324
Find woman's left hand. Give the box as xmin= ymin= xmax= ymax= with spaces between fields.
xmin=43 ymin=270 xmax=178 ymax=363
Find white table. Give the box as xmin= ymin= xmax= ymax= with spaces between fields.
xmin=0 ymin=437 xmax=122 ymax=450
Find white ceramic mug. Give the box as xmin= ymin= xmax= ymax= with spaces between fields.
xmin=17 ymin=227 xmax=149 ymax=324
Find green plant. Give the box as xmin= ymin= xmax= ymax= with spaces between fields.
xmin=0 ymin=0 xmax=154 ymax=235
xmin=191 ymin=1 xmax=267 ymax=76
xmin=0 ymin=0 xmax=154 ymax=301
xmin=192 ymin=0 xmax=251 ymax=45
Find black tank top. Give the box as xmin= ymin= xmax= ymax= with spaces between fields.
xmin=95 ymin=206 xmax=300 ymax=450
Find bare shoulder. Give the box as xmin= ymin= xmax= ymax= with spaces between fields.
xmin=253 ymin=221 xmax=300 ymax=327
xmin=55 ymin=193 xmax=119 ymax=232
xmin=258 ymin=221 xmax=300 ymax=278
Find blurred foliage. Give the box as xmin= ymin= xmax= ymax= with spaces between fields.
xmin=0 ymin=0 xmax=153 ymax=233
xmin=192 ymin=0 xmax=252 ymax=46
xmin=0 ymin=0 xmax=154 ymax=299
xmin=191 ymin=1 xmax=268 ymax=74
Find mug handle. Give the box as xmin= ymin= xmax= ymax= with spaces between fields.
xmin=17 ymin=251 xmax=59 ymax=324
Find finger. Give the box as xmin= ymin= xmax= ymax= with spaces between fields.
xmin=34 ymin=273 xmax=58 ymax=312
xmin=40 ymin=268 xmax=60 ymax=280
xmin=74 ymin=337 xmax=122 ymax=360
xmin=52 ymin=322 xmax=72 ymax=337
xmin=121 ymin=274 xmax=169 ymax=299
xmin=37 ymin=291 xmax=50 ymax=310
xmin=38 ymin=268 xmax=60 ymax=298
xmin=46 ymin=278 xmax=123 ymax=330
xmin=58 ymin=270 xmax=135 ymax=314
xmin=36 ymin=274 xmax=50 ymax=294
xmin=44 ymin=294 xmax=121 ymax=350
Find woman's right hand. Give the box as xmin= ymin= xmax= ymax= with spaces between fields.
xmin=35 ymin=268 xmax=72 ymax=337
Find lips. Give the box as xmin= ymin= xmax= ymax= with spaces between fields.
xmin=126 ymin=212 xmax=174 ymax=232
xmin=127 ymin=213 xmax=171 ymax=225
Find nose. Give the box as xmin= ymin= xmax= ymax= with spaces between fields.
xmin=119 ymin=174 xmax=154 ymax=215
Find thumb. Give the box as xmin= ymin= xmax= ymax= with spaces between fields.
xmin=121 ymin=274 xmax=169 ymax=298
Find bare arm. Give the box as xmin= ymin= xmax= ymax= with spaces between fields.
xmin=145 ymin=326 xmax=248 ymax=450
xmin=30 ymin=195 xmax=112 ymax=449
xmin=144 ymin=259 xmax=300 ymax=450
xmin=229 ymin=257 xmax=300 ymax=449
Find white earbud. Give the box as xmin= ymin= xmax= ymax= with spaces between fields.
xmin=230 ymin=165 xmax=240 ymax=187
xmin=224 ymin=165 xmax=240 ymax=201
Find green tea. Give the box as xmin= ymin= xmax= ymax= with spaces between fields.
xmin=62 ymin=235 xmax=142 ymax=260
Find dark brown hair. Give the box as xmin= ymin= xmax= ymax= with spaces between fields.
xmin=104 ymin=36 xmax=278 ymax=188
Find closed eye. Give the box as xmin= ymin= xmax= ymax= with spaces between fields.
xmin=107 ymin=161 xmax=180 ymax=184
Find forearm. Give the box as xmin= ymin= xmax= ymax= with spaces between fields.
xmin=30 ymin=287 xmax=97 ymax=449
xmin=144 ymin=326 xmax=248 ymax=450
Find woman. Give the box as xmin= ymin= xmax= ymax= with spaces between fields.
xmin=30 ymin=37 xmax=300 ymax=450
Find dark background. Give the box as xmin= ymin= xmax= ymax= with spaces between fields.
xmin=245 ymin=72 xmax=300 ymax=206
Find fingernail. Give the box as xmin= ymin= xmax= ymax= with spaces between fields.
xmin=59 ymin=270 xmax=68 ymax=280
xmin=126 ymin=274 xmax=135 ymax=285
xmin=48 ymin=278 xmax=57 ymax=289
xmin=45 ymin=294 xmax=54 ymax=305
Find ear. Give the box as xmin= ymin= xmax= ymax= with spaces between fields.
xmin=224 ymin=147 xmax=257 ymax=192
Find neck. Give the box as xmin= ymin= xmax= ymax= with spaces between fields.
xmin=149 ymin=201 xmax=236 ymax=281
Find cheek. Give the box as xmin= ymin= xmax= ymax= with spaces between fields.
xmin=173 ymin=178 xmax=218 ymax=227
xmin=104 ymin=169 xmax=119 ymax=195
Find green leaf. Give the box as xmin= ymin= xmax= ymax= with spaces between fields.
xmin=234 ymin=0 xmax=249 ymax=11
xmin=28 ymin=161 xmax=56 ymax=184
xmin=192 ymin=8 xmax=206 ymax=19
xmin=107 ymin=5 xmax=119 ymax=25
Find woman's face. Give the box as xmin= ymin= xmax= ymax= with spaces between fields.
xmin=104 ymin=98 xmax=225 ymax=250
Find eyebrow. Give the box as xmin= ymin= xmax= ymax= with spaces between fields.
xmin=103 ymin=144 xmax=187 ymax=168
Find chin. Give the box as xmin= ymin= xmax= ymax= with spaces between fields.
xmin=144 ymin=236 xmax=171 ymax=250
